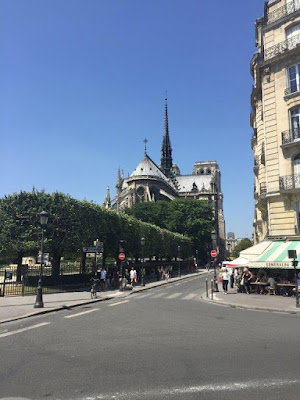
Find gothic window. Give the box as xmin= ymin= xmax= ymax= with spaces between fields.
xmin=200 ymin=169 xmax=204 ymax=174
xmin=207 ymin=169 xmax=211 ymax=175
xmin=137 ymin=186 xmax=145 ymax=202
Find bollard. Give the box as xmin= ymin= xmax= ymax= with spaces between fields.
xmin=211 ymin=279 xmax=213 ymax=300
xmin=206 ymin=278 xmax=208 ymax=298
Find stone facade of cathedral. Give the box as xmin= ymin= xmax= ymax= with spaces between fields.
xmin=105 ymin=99 xmax=226 ymax=257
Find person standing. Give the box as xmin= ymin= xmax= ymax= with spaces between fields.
xmin=100 ymin=267 xmax=107 ymax=291
xmin=221 ymin=268 xmax=230 ymax=294
xmin=242 ymin=268 xmax=253 ymax=295
xmin=130 ymin=266 xmax=137 ymax=287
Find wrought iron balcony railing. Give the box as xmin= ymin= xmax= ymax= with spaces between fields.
xmin=285 ymin=85 xmax=300 ymax=96
xmin=267 ymin=0 xmax=300 ymax=25
xmin=282 ymin=128 xmax=300 ymax=145
xmin=279 ymin=173 xmax=300 ymax=191
xmin=259 ymin=183 xmax=267 ymax=198
xmin=264 ymin=33 xmax=300 ymax=61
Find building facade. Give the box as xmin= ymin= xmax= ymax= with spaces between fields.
xmin=106 ymin=98 xmax=226 ymax=256
xmin=251 ymin=0 xmax=300 ymax=244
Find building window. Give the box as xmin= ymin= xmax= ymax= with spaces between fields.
xmin=288 ymin=64 xmax=300 ymax=93
xmin=291 ymin=107 xmax=300 ymax=133
xmin=207 ymin=169 xmax=211 ymax=175
xmin=296 ymin=202 xmax=300 ymax=233
xmin=200 ymin=169 xmax=204 ymax=174
xmin=293 ymin=154 xmax=300 ymax=176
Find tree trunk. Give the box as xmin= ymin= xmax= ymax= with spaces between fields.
xmin=51 ymin=253 xmax=61 ymax=278
xmin=16 ymin=252 xmax=23 ymax=282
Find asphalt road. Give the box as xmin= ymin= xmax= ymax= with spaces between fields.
xmin=0 ymin=274 xmax=299 ymax=400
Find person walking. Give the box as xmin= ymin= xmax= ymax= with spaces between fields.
xmin=130 ymin=266 xmax=137 ymax=287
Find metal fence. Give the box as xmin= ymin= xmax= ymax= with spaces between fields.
xmin=0 ymin=260 xmax=197 ymax=297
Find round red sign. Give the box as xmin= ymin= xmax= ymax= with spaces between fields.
xmin=210 ymin=250 xmax=217 ymax=258
xmin=118 ymin=252 xmax=125 ymax=261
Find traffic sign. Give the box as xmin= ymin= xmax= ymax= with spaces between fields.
xmin=210 ymin=250 xmax=217 ymax=258
xmin=118 ymin=253 xmax=125 ymax=261
xmin=83 ymin=245 xmax=104 ymax=253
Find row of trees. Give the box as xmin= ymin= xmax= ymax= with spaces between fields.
xmin=125 ymin=199 xmax=214 ymax=258
xmin=0 ymin=190 xmax=192 ymax=277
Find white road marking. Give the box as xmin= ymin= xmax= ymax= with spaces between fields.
xmin=108 ymin=300 xmax=129 ymax=307
xmin=166 ymin=292 xmax=182 ymax=299
xmin=135 ymin=293 xmax=153 ymax=299
xmin=64 ymin=308 xmax=99 ymax=319
xmin=0 ymin=322 xmax=50 ymax=338
xmin=182 ymin=293 xmax=198 ymax=300
xmin=81 ymin=378 xmax=300 ymax=399
xmin=150 ymin=292 xmax=166 ymax=298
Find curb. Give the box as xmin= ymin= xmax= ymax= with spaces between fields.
xmin=200 ymin=291 xmax=300 ymax=315
xmin=0 ymin=271 xmax=207 ymax=325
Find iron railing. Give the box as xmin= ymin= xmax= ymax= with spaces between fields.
xmin=267 ymin=0 xmax=300 ymax=25
xmin=264 ymin=33 xmax=300 ymax=61
xmin=279 ymin=173 xmax=300 ymax=191
xmin=282 ymin=128 xmax=300 ymax=145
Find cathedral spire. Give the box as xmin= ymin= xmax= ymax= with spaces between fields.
xmin=103 ymin=186 xmax=111 ymax=209
xmin=160 ymin=97 xmax=173 ymax=177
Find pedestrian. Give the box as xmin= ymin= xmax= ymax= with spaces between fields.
xmin=100 ymin=267 xmax=107 ymax=291
xmin=164 ymin=266 xmax=170 ymax=280
xmin=130 ymin=266 xmax=137 ymax=287
xmin=241 ymin=267 xmax=253 ymax=294
xmin=169 ymin=265 xmax=173 ymax=278
xmin=156 ymin=266 xmax=161 ymax=281
xmin=220 ymin=268 xmax=230 ymax=294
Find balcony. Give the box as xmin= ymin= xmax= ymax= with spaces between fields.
xmin=266 ymin=0 xmax=300 ymax=25
xmin=260 ymin=183 xmax=267 ymax=197
xmin=254 ymin=156 xmax=260 ymax=174
xmin=263 ymin=33 xmax=300 ymax=61
xmin=282 ymin=128 xmax=300 ymax=145
xmin=279 ymin=173 xmax=300 ymax=191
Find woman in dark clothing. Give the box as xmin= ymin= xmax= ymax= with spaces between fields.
xmin=242 ymin=268 xmax=253 ymax=294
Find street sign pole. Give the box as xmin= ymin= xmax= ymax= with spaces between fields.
xmin=288 ymin=250 xmax=299 ymax=308
xmin=210 ymin=250 xmax=219 ymax=292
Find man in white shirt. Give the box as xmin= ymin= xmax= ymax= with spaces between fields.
xmin=100 ymin=267 xmax=107 ymax=291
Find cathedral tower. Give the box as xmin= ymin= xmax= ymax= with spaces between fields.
xmin=160 ymin=97 xmax=173 ymax=178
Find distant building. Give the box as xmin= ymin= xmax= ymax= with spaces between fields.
xmin=104 ymin=98 xmax=226 ymax=257
xmin=226 ymin=232 xmax=241 ymax=255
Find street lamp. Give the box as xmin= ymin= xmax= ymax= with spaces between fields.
xmin=211 ymin=230 xmax=219 ymax=292
xmin=227 ymin=242 xmax=231 ymax=259
xmin=196 ymin=249 xmax=199 ymax=270
xmin=34 ymin=211 xmax=49 ymax=308
xmin=178 ymin=245 xmax=181 ymax=277
xmin=141 ymin=237 xmax=145 ymax=286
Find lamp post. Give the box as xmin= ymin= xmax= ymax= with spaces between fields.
xmin=34 ymin=211 xmax=49 ymax=308
xmin=141 ymin=237 xmax=145 ymax=286
xmin=227 ymin=242 xmax=231 ymax=259
xmin=196 ymin=249 xmax=199 ymax=270
xmin=177 ymin=245 xmax=181 ymax=277
xmin=211 ymin=230 xmax=219 ymax=292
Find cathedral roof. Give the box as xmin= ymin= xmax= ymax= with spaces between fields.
xmin=129 ymin=154 xmax=176 ymax=189
xmin=176 ymin=175 xmax=212 ymax=193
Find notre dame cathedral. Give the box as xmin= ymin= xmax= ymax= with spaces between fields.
xmin=104 ymin=98 xmax=225 ymax=256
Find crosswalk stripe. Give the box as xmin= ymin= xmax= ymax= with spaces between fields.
xmin=136 ymin=293 xmax=153 ymax=299
xmin=150 ymin=292 xmax=166 ymax=298
xmin=182 ymin=293 xmax=198 ymax=300
xmin=166 ymin=293 xmax=182 ymax=299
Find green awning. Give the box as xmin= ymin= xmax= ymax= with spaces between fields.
xmin=248 ymin=241 xmax=300 ymax=269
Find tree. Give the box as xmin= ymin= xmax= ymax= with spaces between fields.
xmin=231 ymin=238 xmax=253 ymax=259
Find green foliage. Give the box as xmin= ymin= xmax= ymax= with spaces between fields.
xmin=0 ymin=190 xmax=192 ymax=273
xmin=125 ymin=198 xmax=214 ymax=251
xmin=231 ymin=238 xmax=253 ymax=258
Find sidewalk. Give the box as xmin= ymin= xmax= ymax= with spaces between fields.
xmin=202 ymin=286 xmax=300 ymax=314
xmin=0 ymin=271 xmax=207 ymax=324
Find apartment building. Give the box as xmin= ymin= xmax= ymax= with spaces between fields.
xmin=251 ymin=0 xmax=300 ymax=244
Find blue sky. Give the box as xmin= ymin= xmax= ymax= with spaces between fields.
xmin=1 ymin=0 xmax=264 ymax=238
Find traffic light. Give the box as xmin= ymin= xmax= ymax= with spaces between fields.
xmin=293 ymin=259 xmax=298 ymax=268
